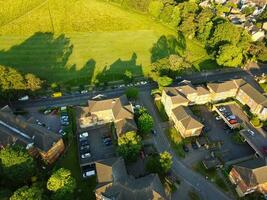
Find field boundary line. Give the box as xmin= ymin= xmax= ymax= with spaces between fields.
xmin=0 ymin=0 xmax=49 ymax=28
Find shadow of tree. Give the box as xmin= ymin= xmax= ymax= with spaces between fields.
xmin=96 ymin=52 xmax=143 ymax=83
xmin=150 ymin=33 xmax=186 ymax=63
xmin=0 ymin=32 xmax=95 ymax=85
xmin=196 ymin=59 xmax=220 ymax=71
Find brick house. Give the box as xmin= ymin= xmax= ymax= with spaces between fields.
xmin=229 ymin=158 xmax=267 ymax=197
xmin=77 ymin=95 xmax=137 ymax=138
xmin=0 ymin=106 xmax=64 ymax=164
xmin=171 ymin=106 xmax=204 ymax=138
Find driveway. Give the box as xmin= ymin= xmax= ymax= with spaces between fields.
xmin=139 ymin=91 xmax=233 ymax=200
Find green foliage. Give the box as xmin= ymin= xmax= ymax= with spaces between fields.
xmin=169 ymin=6 xmax=181 ymax=27
xmin=126 ymin=87 xmax=139 ymax=100
xmin=250 ymin=116 xmax=263 ymax=128
xmin=47 ymin=168 xmax=76 ymax=200
xmin=160 ymin=5 xmax=175 ymax=23
xmin=121 ymin=0 xmax=152 ymax=12
xmin=117 ymin=131 xmax=142 ymax=162
xmin=10 ymin=185 xmax=43 ymax=200
xmin=155 ymin=99 xmax=168 ymax=121
xmin=256 ymin=7 xmax=267 ymax=22
xmin=157 ymin=76 xmax=173 ymax=87
xmin=196 ymin=8 xmax=214 ymax=43
xmin=138 ymin=113 xmax=154 ymax=134
xmin=124 ymin=70 xmax=133 ymax=82
xmin=0 ymin=65 xmax=43 ymax=98
xmin=178 ymin=2 xmax=199 ymax=18
xmin=179 ymin=14 xmax=196 ymax=38
xmin=216 ymin=44 xmax=243 ymax=67
xmin=231 ymin=132 xmax=245 ymax=144
xmin=159 ymin=151 xmax=173 ymax=173
xmin=209 ymin=22 xmax=242 ymax=49
xmin=148 ymin=1 xmax=164 ymax=18
xmin=146 ymin=151 xmax=173 ymax=174
xmin=0 ymin=145 xmax=36 ymax=186
xmin=241 ymin=6 xmax=255 ymax=16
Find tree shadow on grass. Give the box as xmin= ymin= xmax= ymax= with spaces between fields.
xmin=96 ymin=52 xmax=143 ymax=83
xmin=196 ymin=59 xmax=221 ymax=71
xmin=150 ymin=33 xmax=186 ymax=63
xmin=0 ymin=32 xmax=96 ymax=85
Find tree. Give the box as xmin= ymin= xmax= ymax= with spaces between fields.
xmin=159 ymin=151 xmax=173 ymax=173
xmin=148 ymin=0 xmax=164 ymax=18
xmin=179 ymin=14 xmax=196 ymax=38
xmin=209 ymin=22 xmax=242 ymax=49
xmin=146 ymin=151 xmax=173 ymax=175
xmin=126 ymin=87 xmax=139 ymax=100
xmin=159 ymin=5 xmax=175 ymax=23
xmin=47 ymin=168 xmax=76 ymax=200
xmin=157 ymin=76 xmax=173 ymax=88
xmin=0 ymin=145 xmax=36 ymax=186
xmin=117 ymin=131 xmax=142 ymax=162
xmin=124 ymin=70 xmax=133 ymax=82
xmin=10 ymin=185 xmax=43 ymax=200
xmin=216 ymin=44 xmax=243 ymax=67
xmin=25 ymin=74 xmax=43 ymax=91
xmin=138 ymin=113 xmax=154 ymax=134
xmin=170 ymin=6 xmax=181 ymax=27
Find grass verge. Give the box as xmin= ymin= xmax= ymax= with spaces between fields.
xmin=154 ymin=99 xmax=168 ymax=122
xmin=193 ymin=162 xmax=228 ymax=192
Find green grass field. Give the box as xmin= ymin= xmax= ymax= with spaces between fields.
xmin=0 ymin=0 xmax=216 ymax=85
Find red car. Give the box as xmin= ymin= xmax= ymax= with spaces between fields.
xmin=229 ymin=119 xmax=237 ymax=124
xmin=261 ymin=146 xmax=267 ymax=155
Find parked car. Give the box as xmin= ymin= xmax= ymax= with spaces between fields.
xmin=103 ymin=137 xmax=112 ymax=143
xmin=18 ymin=95 xmax=29 ymax=101
xmin=248 ymin=129 xmax=255 ymax=136
xmin=261 ymin=146 xmax=267 ymax=155
xmin=191 ymin=141 xmax=198 ymax=150
xmin=219 ymin=107 xmax=226 ymax=112
xmin=80 ymin=140 xmax=89 ymax=146
xmin=58 ymin=129 xmax=66 ymax=136
xmin=182 ymin=144 xmax=189 ymax=152
xmin=83 ymin=170 xmax=95 ymax=178
xmin=104 ymin=140 xmax=112 ymax=146
xmin=215 ymin=116 xmax=221 ymax=120
xmin=44 ymin=109 xmax=52 ymax=115
xmin=92 ymin=94 xmax=106 ymax=100
xmin=80 ymin=132 xmax=89 ymax=138
xmin=80 ymin=148 xmax=90 ymax=154
xmin=81 ymin=153 xmax=91 ymax=159
xmin=229 ymin=119 xmax=237 ymax=124
xmin=80 ymin=145 xmax=90 ymax=151
xmin=151 ymin=129 xmax=157 ymax=136
xmin=80 ymin=90 xmax=88 ymax=94
xmin=227 ymin=115 xmax=236 ymax=120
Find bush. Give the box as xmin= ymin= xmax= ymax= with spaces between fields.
xmin=126 ymin=87 xmax=139 ymax=100
xmin=250 ymin=116 xmax=263 ymax=128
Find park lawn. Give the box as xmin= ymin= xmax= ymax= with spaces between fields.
xmin=185 ymin=38 xmax=221 ymax=71
xmin=0 ymin=0 xmax=215 ymax=86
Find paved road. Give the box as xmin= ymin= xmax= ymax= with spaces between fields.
xmin=139 ymin=91 xmax=233 ymax=200
xmin=13 ymin=65 xmax=267 ymax=109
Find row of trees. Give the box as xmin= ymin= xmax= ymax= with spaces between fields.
xmin=0 ymin=65 xmax=43 ymax=99
xmin=0 ymin=146 xmax=76 ymax=200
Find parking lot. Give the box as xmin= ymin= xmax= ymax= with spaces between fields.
xmin=78 ymin=124 xmax=116 ymax=167
xmin=199 ymin=105 xmax=255 ymax=162
xmin=25 ymin=107 xmax=61 ymax=134
xmin=227 ymin=103 xmax=267 ymax=157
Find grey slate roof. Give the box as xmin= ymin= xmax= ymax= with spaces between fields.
xmin=0 ymin=106 xmax=62 ymax=152
xmin=95 ymin=157 xmax=166 ymax=200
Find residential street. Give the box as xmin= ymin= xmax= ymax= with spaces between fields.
xmin=139 ymin=91 xmax=233 ymax=200
xmin=13 ymin=64 xmax=267 ymax=109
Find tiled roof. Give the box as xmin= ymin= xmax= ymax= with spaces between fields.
xmin=0 ymin=106 xmax=62 ymax=152
xmin=172 ymin=106 xmax=203 ymax=130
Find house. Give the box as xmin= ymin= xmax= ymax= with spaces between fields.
xmin=77 ymin=95 xmax=137 ymax=138
xmin=229 ymin=158 xmax=267 ymax=197
xmin=161 ymin=87 xmax=189 ymax=117
xmin=95 ymin=157 xmax=166 ymax=200
xmin=236 ymin=83 xmax=267 ymax=120
xmin=207 ymin=79 xmax=245 ymax=102
xmin=171 ymin=106 xmax=204 ymax=138
xmin=194 ymin=86 xmax=211 ymax=104
xmin=0 ymin=106 xmax=64 ymax=164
